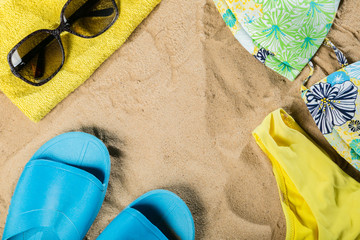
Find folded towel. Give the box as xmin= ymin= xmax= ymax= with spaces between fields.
xmin=0 ymin=0 xmax=161 ymax=122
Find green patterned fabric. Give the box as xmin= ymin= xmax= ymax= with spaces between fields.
xmin=215 ymin=0 xmax=340 ymax=81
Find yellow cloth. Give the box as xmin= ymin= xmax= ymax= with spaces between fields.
xmin=0 ymin=0 xmax=161 ymax=122
xmin=253 ymin=109 xmax=360 ymax=240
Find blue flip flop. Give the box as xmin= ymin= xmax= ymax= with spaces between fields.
xmin=2 ymin=132 xmax=110 ymax=240
xmin=97 ymin=189 xmax=195 ymax=240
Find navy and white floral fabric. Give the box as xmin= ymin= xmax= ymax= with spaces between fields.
xmin=306 ymin=81 xmax=357 ymax=135
xmin=254 ymin=48 xmax=272 ymax=63
xmin=349 ymin=120 xmax=360 ymax=132
xmin=323 ymin=38 xmax=349 ymax=67
xmin=302 ymin=63 xmax=360 ymax=171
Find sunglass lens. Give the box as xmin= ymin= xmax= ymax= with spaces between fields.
xmin=63 ymin=0 xmax=118 ymax=37
xmin=9 ymin=31 xmax=63 ymax=85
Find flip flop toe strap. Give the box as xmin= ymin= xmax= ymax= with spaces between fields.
xmin=97 ymin=208 xmax=168 ymax=240
xmin=3 ymin=159 xmax=105 ymax=240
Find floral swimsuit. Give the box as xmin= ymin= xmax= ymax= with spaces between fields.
xmin=215 ymin=0 xmax=360 ymax=238
xmin=302 ymin=51 xmax=360 ymax=170
xmin=213 ymin=0 xmax=340 ymax=81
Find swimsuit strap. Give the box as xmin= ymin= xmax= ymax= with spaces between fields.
xmin=303 ymin=38 xmax=348 ymax=87
xmin=323 ymin=38 xmax=349 ymax=67
xmin=303 ymin=61 xmax=315 ymax=86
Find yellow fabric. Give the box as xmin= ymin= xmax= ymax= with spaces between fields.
xmin=253 ymin=109 xmax=360 ymax=240
xmin=0 ymin=0 xmax=161 ymax=122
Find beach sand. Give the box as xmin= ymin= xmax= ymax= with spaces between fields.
xmin=1 ymin=0 xmax=360 ymax=239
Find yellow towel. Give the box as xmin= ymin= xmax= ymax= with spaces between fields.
xmin=0 ymin=0 xmax=161 ymax=122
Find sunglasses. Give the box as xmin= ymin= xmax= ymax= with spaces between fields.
xmin=7 ymin=0 xmax=119 ymax=87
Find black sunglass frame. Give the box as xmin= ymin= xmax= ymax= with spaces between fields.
xmin=7 ymin=0 xmax=119 ymax=87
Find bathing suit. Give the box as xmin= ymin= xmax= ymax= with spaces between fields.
xmin=213 ymin=0 xmax=340 ymax=81
xmin=253 ymin=109 xmax=360 ymax=239
xmin=213 ymin=0 xmax=360 ymax=173
xmin=301 ymin=39 xmax=360 ymax=172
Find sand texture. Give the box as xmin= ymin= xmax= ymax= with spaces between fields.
xmin=1 ymin=0 xmax=360 ymax=239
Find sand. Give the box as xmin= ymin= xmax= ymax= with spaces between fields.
xmin=1 ymin=0 xmax=360 ymax=239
